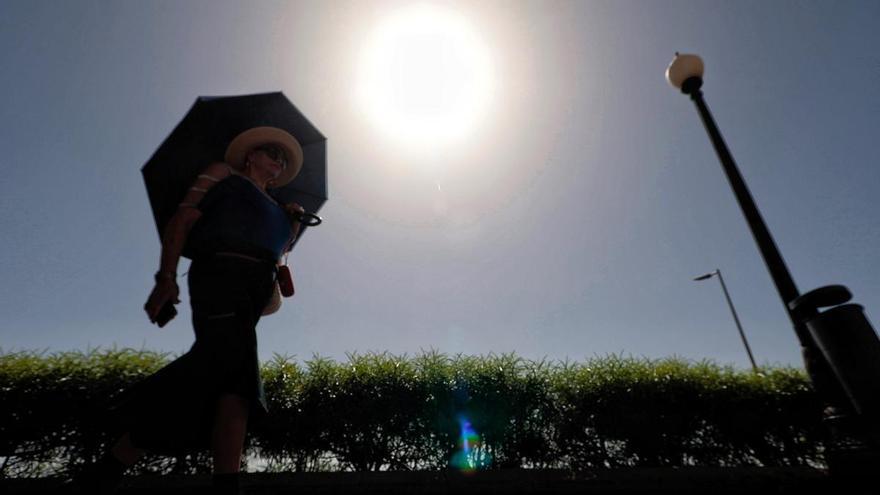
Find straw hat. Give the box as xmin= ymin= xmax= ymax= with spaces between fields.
xmin=224 ymin=126 xmax=304 ymax=187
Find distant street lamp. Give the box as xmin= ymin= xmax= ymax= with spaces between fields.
xmin=693 ymin=269 xmax=758 ymax=373
xmin=666 ymin=53 xmax=880 ymax=467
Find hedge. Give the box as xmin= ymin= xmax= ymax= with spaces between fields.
xmin=0 ymin=348 xmax=825 ymax=478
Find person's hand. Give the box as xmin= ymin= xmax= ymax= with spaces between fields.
xmin=144 ymin=279 xmax=180 ymax=324
xmin=282 ymin=202 xmax=305 ymax=222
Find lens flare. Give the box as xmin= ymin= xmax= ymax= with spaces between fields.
xmin=449 ymin=416 xmax=492 ymax=472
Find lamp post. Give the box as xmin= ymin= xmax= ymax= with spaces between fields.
xmin=665 ymin=54 xmax=807 ymax=335
xmin=694 ymin=269 xmax=758 ymax=373
xmin=666 ymin=53 xmax=880 ymax=471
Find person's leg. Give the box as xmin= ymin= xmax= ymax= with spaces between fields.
xmin=110 ymin=432 xmax=146 ymax=467
xmin=212 ymin=393 xmax=250 ymax=473
xmin=63 ymin=432 xmax=144 ymax=494
xmin=212 ymin=393 xmax=249 ymax=494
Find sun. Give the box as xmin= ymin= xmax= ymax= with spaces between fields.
xmin=356 ymin=5 xmax=494 ymax=150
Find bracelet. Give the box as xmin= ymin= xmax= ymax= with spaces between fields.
xmin=154 ymin=272 xmax=177 ymax=283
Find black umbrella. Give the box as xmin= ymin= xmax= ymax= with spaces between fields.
xmin=141 ymin=92 xmax=326 ymax=252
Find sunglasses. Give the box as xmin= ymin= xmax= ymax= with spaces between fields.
xmin=254 ymin=144 xmax=288 ymax=169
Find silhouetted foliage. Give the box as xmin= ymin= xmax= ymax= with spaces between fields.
xmin=0 ymin=348 xmax=825 ymax=478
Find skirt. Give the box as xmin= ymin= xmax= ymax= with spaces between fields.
xmin=108 ymin=254 xmax=276 ymax=454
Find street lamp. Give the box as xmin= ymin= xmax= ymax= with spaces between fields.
xmin=693 ymin=269 xmax=758 ymax=373
xmin=665 ymin=54 xmax=804 ymax=329
xmin=666 ymin=53 xmax=880 ymax=469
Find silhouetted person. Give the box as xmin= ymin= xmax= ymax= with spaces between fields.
xmin=70 ymin=127 xmax=305 ymax=495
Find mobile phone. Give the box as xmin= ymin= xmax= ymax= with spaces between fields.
xmin=155 ymin=301 xmax=177 ymax=328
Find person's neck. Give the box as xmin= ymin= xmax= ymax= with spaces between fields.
xmin=243 ymin=170 xmax=271 ymax=191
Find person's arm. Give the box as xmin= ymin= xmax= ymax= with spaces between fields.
xmin=144 ymin=162 xmax=231 ymax=323
xmin=281 ymin=202 xmax=305 ymax=252
xmin=264 ymin=204 xmax=301 ymax=316
xmin=262 ymin=202 xmax=303 ymax=313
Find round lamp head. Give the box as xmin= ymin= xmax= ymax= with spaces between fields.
xmin=666 ymin=53 xmax=704 ymax=93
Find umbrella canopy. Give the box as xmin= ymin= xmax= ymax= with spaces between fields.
xmin=141 ymin=92 xmax=326 ymax=250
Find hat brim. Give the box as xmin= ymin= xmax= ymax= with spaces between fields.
xmin=224 ymin=127 xmax=304 ymax=188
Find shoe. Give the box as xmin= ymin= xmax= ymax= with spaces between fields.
xmin=54 ymin=453 xmax=127 ymax=494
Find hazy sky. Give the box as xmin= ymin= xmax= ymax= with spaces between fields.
xmin=1 ymin=0 xmax=878 ymax=371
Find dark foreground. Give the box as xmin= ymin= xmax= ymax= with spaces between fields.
xmin=4 ymin=467 xmax=863 ymax=494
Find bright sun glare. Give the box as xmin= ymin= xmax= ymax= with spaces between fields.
xmin=357 ymin=5 xmax=494 ymax=150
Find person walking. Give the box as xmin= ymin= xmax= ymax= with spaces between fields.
xmin=70 ymin=127 xmax=306 ymax=495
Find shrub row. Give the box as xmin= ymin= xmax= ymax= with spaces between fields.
xmin=0 ymin=348 xmax=825 ymax=477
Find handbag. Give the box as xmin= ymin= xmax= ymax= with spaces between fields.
xmin=262 ymin=281 xmax=282 ymax=316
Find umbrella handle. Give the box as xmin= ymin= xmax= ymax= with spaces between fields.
xmin=296 ymin=212 xmax=323 ymax=227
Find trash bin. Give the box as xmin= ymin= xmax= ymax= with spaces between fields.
xmin=790 ymin=285 xmax=880 ymax=454
xmin=802 ymin=303 xmax=880 ymax=417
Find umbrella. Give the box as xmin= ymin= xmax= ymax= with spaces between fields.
xmin=141 ymin=92 xmax=326 ymax=252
